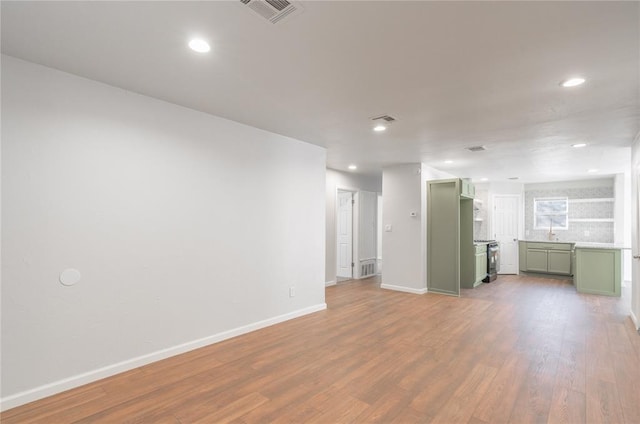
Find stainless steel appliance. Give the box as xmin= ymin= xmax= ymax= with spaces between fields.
xmin=474 ymin=240 xmax=500 ymax=282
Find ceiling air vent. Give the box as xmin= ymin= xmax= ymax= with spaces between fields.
xmin=240 ymin=0 xmax=304 ymax=24
xmin=466 ymin=145 xmax=487 ymax=152
xmin=371 ymin=115 xmax=396 ymax=123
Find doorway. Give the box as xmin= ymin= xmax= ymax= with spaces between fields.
xmin=337 ymin=190 xmax=354 ymax=281
xmin=493 ymin=195 xmax=521 ymax=274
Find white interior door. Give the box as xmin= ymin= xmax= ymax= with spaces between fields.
xmin=493 ymin=195 xmax=520 ymax=274
xmin=337 ymin=191 xmax=353 ymax=279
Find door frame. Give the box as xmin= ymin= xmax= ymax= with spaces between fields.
xmin=336 ymin=187 xmax=359 ymax=280
xmin=631 ymin=135 xmax=640 ymax=330
xmin=491 ymin=194 xmax=524 ymax=274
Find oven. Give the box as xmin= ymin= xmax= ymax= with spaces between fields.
xmin=484 ymin=242 xmax=500 ymax=282
xmin=474 ymin=240 xmax=500 ymax=282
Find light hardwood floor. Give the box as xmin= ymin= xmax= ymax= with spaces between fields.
xmin=3 ymin=275 xmax=640 ymax=423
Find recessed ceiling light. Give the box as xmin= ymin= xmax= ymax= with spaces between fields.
xmin=508 ymin=176 xmax=519 ymax=180
xmin=373 ymin=124 xmax=387 ymax=132
xmin=188 ymin=39 xmax=210 ymax=53
xmin=588 ymin=168 xmax=599 ymax=173
xmin=572 ymin=143 xmax=587 ymax=148
xmin=561 ymin=77 xmax=585 ymax=88
xmin=480 ymin=177 xmax=488 ymax=182
xmin=348 ymin=164 xmax=357 ymax=170
xmin=444 ymin=160 xmax=454 ymax=164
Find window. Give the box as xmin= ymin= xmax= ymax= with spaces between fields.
xmin=534 ymin=197 xmax=568 ymax=230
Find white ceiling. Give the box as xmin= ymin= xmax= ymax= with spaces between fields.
xmin=2 ymin=1 xmax=638 ymax=182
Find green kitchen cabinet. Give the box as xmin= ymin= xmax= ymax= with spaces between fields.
xmin=526 ymin=249 xmax=548 ymax=272
xmin=575 ymin=247 xmax=621 ymax=297
xmin=548 ymin=250 xmax=571 ymax=275
xmin=518 ymin=241 xmax=574 ymax=276
xmin=474 ymin=244 xmax=487 ymax=287
xmin=427 ymin=178 xmax=475 ymax=295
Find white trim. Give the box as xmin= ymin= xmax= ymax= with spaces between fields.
xmin=381 ymin=284 xmax=427 ymax=295
xmin=325 ymin=280 xmax=336 ymax=287
xmin=336 ymin=186 xmax=358 ymax=280
xmin=631 ymin=310 xmax=639 ymax=331
xmin=0 ymin=303 xmax=327 ymax=411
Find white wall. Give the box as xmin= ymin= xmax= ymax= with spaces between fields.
xmin=379 ymin=164 xmax=457 ymax=294
xmin=325 ymin=169 xmax=381 ymax=284
xmin=1 ymin=56 xmax=327 ymax=407
xmin=381 ymin=164 xmax=423 ymax=293
xmin=631 ymin=134 xmax=640 ymax=329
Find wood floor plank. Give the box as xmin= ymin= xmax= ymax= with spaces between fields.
xmin=547 ymin=386 xmax=586 ymax=424
xmin=0 ymin=385 xmax=107 ymax=424
xmin=554 ymin=340 xmax=586 ymax=393
xmin=612 ymin=349 xmax=640 ymax=423
xmin=354 ymin=386 xmax=413 ymax=423
xmin=429 ymin=363 xmax=498 ymax=424
xmin=585 ymin=378 xmax=625 ymax=424
xmin=3 ymin=274 xmax=639 ymax=424
xmin=471 ymin=355 xmax=530 ymax=423
xmin=189 ymin=392 xmax=269 ymax=424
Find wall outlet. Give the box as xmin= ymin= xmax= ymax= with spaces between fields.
xmin=289 ymin=287 xmax=295 ymax=297
xmin=525 ymin=230 xmax=530 ymax=236
xmin=584 ymin=230 xmax=590 ymax=236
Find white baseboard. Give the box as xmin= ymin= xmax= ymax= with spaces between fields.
xmin=381 ymin=284 xmax=427 ymax=295
xmin=325 ymin=280 xmax=336 ymax=287
xmin=631 ymin=310 xmax=639 ymax=331
xmin=0 ymin=303 xmax=327 ymax=412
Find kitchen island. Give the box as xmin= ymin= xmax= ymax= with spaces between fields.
xmin=574 ymin=243 xmax=623 ymax=297
xmin=519 ymin=240 xmax=625 ymax=297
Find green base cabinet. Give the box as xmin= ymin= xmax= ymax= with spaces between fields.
xmin=526 ymin=248 xmax=549 ymax=272
xmin=474 ymin=244 xmax=487 ymax=287
xmin=518 ymin=241 xmax=573 ymax=276
xmin=575 ymin=248 xmax=621 ymax=297
xmin=548 ymin=250 xmax=572 ymax=274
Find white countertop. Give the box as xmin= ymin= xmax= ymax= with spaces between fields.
xmin=518 ymin=240 xmax=575 ymax=244
xmin=574 ymin=242 xmax=629 ymax=250
xmin=519 ymin=240 xmax=630 ymax=249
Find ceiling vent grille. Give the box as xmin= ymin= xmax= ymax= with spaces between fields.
xmin=372 ymin=115 xmax=396 ymax=123
xmin=240 ymin=0 xmax=304 ymax=24
xmin=466 ymin=145 xmax=487 ymax=152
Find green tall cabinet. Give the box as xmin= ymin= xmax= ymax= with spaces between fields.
xmin=427 ymin=179 xmax=475 ymax=296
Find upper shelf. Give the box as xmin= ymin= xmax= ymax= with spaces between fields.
xmin=568 ymin=198 xmax=614 ymax=204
